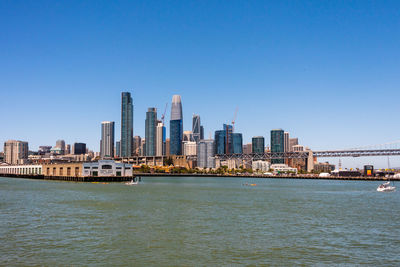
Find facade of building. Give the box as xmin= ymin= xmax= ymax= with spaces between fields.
xmin=271 ymin=164 xmax=298 ymax=174
xmin=192 ymin=114 xmax=201 ymax=142
xmin=197 ymin=139 xmax=215 ymax=169
xmin=314 ymin=162 xmax=335 ymax=173
xmin=214 ymin=130 xmax=225 ymax=154
xmin=145 ymin=107 xmax=157 ymax=156
xmin=100 ymin=121 xmax=115 ymax=158
xmin=170 ymin=95 xmax=183 ymax=155
xmin=183 ymin=131 xmax=194 ymax=142
xmin=252 ymin=160 xmax=271 ymax=172
xmin=284 ymin=132 xmax=290 ymax=152
xmin=271 ymin=129 xmax=285 ymax=164
xmin=0 ymin=164 xmax=42 ymax=175
xmin=82 ymin=160 xmax=133 ymax=177
xmin=156 ymin=121 xmax=166 ymax=156
xmin=132 ymin=136 xmax=141 ymax=156
xmin=243 ymin=143 xmax=252 ymax=154
xmin=121 ymin=92 xmax=133 ymax=157
xmin=183 ymin=141 xmax=197 ymax=156
xmin=289 ymin=138 xmax=299 ymax=152
xmin=200 ymin=126 xmax=204 ymax=140
xmin=38 ymin=146 xmax=52 ymax=155
xmin=42 ymin=163 xmax=83 ymax=177
xmin=73 ymin=143 xmax=86 ymax=155
xmin=4 ymin=140 xmax=29 ymax=165
xmin=232 ymin=133 xmax=243 ymax=154
xmin=115 ymin=141 xmax=121 ymax=157
xmin=252 ymin=136 xmax=265 ymax=154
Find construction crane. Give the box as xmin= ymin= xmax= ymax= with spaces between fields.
xmin=161 ymin=103 xmax=168 ymax=124
xmin=232 ymin=107 xmax=239 ymax=132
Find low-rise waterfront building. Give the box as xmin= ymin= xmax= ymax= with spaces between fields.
xmin=82 ymin=160 xmax=132 ymax=177
xmin=252 ymin=160 xmax=271 ymax=172
xmin=0 ymin=164 xmax=42 ymax=175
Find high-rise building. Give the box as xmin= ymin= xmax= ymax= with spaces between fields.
xmin=4 ymin=140 xmax=29 ymax=165
xmin=192 ymin=115 xmax=201 ymax=142
xmin=183 ymin=131 xmax=194 ymax=142
xmin=289 ymin=138 xmax=299 ymax=152
xmin=165 ymin=138 xmax=170 ymax=156
xmin=140 ymin=139 xmax=146 ymax=157
xmin=65 ymin=144 xmax=71 ymax=155
xmin=243 ymin=143 xmax=252 ymax=154
xmin=73 ymin=143 xmax=86 ymax=155
xmin=284 ymin=132 xmax=290 ymax=152
xmin=214 ymin=124 xmax=242 ymax=154
xmin=100 ymin=121 xmax=115 ymax=158
xmin=156 ymin=121 xmax=166 ymax=156
xmin=170 ymin=95 xmax=183 ymax=155
xmin=232 ymin=133 xmax=243 ymax=154
xmin=200 ymin=125 xmax=204 ymax=140
xmin=183 ymin=141 xmax=197 ymax=156
xmin=133 ymin=136 xmax=141 ymax=156
xmin=121 ymin=92 xmax=133 ymax=157
xmin=56 ymin=140 xmax=65 ymax=153
xmin=197 ymin=139 xmax=215 ymax=169
xmin=145 ymin=108 xmax=157 ymax=156
xmin=271 ymin=129 xmax=284 ymax=164
xmin=116 ymin=141 xmax=121 ymax=157
xmin=252 ymin=136 xmax=265 ymax=154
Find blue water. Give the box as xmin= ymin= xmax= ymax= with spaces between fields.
xmin=1 ymin=177 xmax=399 ymax=265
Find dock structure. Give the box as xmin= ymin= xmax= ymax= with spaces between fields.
xmin=0 ymin=173 xmax=134 ymax=182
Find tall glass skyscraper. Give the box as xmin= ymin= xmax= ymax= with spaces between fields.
xmin=271 ymin=129 xmax=285 ymax=164
xmin=170 ymin=95 xmax=183 ymax=155
xmin=214 ymin=124 xmax=242 ymax=154
xmin=145 ymin=107 xmax=157 ymax=156
xmin=232 ymin=133 xmax=243 ymax=154
xmin=121 ymin=92 xmax=133 ymax=158
xmin=100 ymin=121 xmax=115 ymax=158
xmin=252 ymin=136 xmax=265 ymax=154
xmin=192 ymin=114 xmax=201 ymax=143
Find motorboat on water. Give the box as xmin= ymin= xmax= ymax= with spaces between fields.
xmin=125 ymin=179 xmax=139 ymax=186
xmin=377 ymin=181 xmax=396 ymax=192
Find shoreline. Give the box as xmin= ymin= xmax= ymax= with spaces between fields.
xmin=0 ymin=173 xmax=398 ymax=182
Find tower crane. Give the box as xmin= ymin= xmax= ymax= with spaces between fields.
xmin=232 ymin=107 xmax=239 ymax=132
xmin=161 ymin=103 xmax=168 ymax=124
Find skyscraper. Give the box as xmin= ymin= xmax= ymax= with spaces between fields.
xmin=232 ymin=133 xmax=243 ymax=154
xmin=271 ymin=129 xmax=285 ymax=164
xmin=252 ymin=136 xmax=265 ymax=154
xmin=200 ymin=125 xmax=204 ymax=140
xmin=170 ymin=95 xmax=183 ymax=155
xmin=4 ymin=140 xmax=29 ymax=165
xmin=145 ymin=108 xmax=157 ymax=156
xmin=156 ymin=121 xmax=166 ymax=156
xmin=121 ymin=92 xmax=133 ymax=157
xmin=133 ymin=136 xmax=141 ymax=156
xmin=100 ymin=121 xmax=115 ymax=158
xmin=116 ymin=141 xmax=121 ymax=157
xmin=197 ymin=139 xmax=215 ymax=169
xmin=284 ymin=132 xmax=290 ymax=152
xmin=73 ymin=143 xmax=86 ymax=155
xmin=192 ymin=114 xmax=201 ymax=142
xmin=214 ymin=124 xmax=242 ymax=154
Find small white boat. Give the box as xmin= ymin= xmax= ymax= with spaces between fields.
xmin=125 ymin=179 xmax=138 ymax=186
xmin=377 ymin=181 xmax=396 ymax=192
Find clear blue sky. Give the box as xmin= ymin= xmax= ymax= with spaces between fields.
xmin=1 ymin=0 xmax=400 ymax=168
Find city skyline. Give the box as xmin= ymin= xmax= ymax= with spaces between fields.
xmin=1 ymin=1 xmax=400 ymax=168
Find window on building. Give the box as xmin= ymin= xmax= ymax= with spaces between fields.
xmin=101 ymin=165 xmax=112 ymax=170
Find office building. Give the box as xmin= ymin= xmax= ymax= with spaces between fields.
xmin=145 ymin=108 xmax=157 ymax=156
xmin=197 ymin=139 xmax=215 ymax=169
xmin=73 ymin=143 xmax=86 ymax=155
xmin=100 ymin=121 xmax=115 ymax=158
xmin=284 ymin=132 xmax=290 ymax=152
xmin=200 ymin=126 xmax=204 ymax=140
xmin=170 ymin=95 xmax=183 ymax=155
xmin=38 ymin=146 xmax=52 ymax=155
xmin=289 ymin=138 xmax=298 ymax=151
xmin=183 ymin=131 xmax=194 ymax=142
xmin=156 ymin=121 xmax=166 ymax=156
xmin=183 ymin=141 xmax=197 ymax=156
xmin=165 ymin=138 xmax=170 ymax=156
xmin=133 ymin=136 xmax=141 ymax=156
xmin=243 ymin=143 xmax=252 ymax=154
xmin=252 ymin=136 xmax=265 ymax=154
xmin=115 ymin=141 xmax=120 ymax=157
xmin=65 ymin=144 xmax=71 ymax=155
xmin=252 ymin=161 xmax=271 ymax=172
xmin=271 ymin=129 xmax=285 ymax=164
xmin=4 ymin=140 xmax=29 ymax=165
xmin=140 ymin=139 xmax=146 ymax=157
xmin=121 ymin=92 xmax=133 ymax=157
xmin=232 ymin=133 xmax=243 ymax=154
xmin=192 ymin=115 xmax=201 ymax=142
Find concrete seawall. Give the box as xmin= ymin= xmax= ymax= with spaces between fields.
xmin=1 ymin=173 xmax=399 ymax=182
